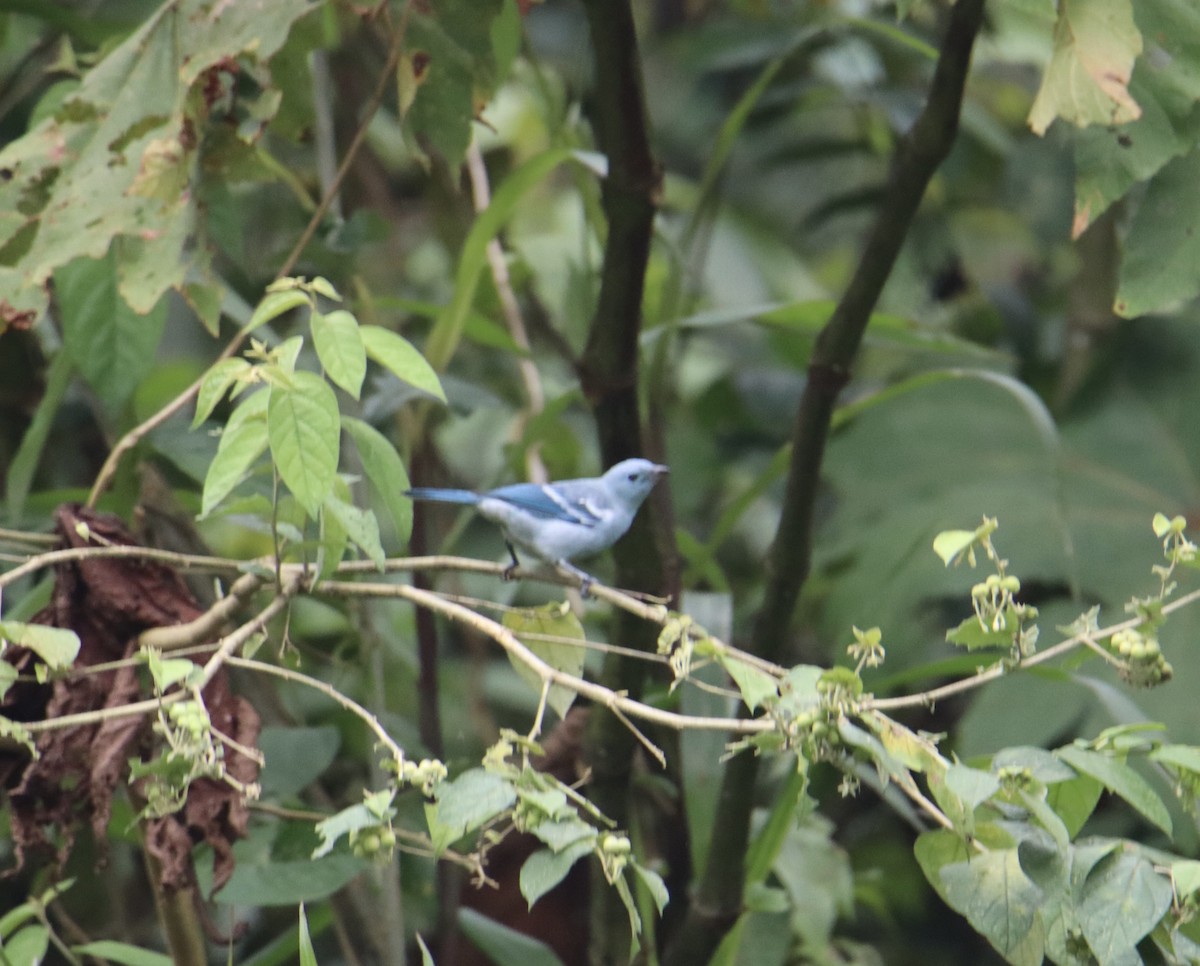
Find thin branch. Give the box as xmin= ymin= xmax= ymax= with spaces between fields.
xmin=226 ymin=655 xmax=406 ymax=764
xmin=139 ymin=571 xmax=266 ymax=651
xmin=318 ymin=579 xmax=768 ymax=735
xmin=464 ymin=141 xmax=547 ymax=484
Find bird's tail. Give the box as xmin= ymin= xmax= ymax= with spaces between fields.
xmin=405 ymin=488 xmax=481 ymax=506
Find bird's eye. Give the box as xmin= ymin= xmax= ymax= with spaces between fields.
xmin=628 ymin=473 xmax=639 ymax=481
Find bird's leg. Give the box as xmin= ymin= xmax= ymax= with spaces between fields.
xmin=503 ymin=542 xmax=521 ymax=581
xmin=556 ymin=560 xmax=595 ymax=598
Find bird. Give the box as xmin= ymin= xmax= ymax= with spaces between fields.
xmin=406 ymin=458 xmax=669 ymax=594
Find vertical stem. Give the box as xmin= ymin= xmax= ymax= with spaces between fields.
xmin=662 ymin=1 xmax=988 ymax=961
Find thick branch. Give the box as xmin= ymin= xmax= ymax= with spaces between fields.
xmin=664 ymin=2 xmax=987 ymax=962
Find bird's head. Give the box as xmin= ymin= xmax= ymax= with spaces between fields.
xmin=603 ymin=458 xmax=669 ymax=506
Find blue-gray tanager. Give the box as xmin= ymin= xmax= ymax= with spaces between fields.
xmin=406 ymin=458 xmax=668 ymax=593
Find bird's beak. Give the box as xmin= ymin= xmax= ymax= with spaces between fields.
xmin=653 ymin=464 xmax=669 ymax=477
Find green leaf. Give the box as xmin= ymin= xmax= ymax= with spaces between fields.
xmin=1056 ymin=745 xmax=1172 ymax=835
xmin=456 ymin=908 xmax=566 ymax=966
xmin=426 ymin=769 xmax=517 ymax=852
xmin=258 ymin=725 xmax=341 ymax=799
xmin=56 ymin=253 xmax=167 ymax=413
xmin=1028 ymin=0 xmax=1142 ymax=135
xmin=1077 ymin=850 xmax=1172 ymax=960
xmin=1045 ymin=774 xmax=1104 ymax=840
xmin=3 ymin=924 xmax=50 ymax=966
xmin=531 ymin=818 xmax=595 ymax=853
xmin=70 ymin=942 xmax=173 ymax=966
xmin=5 ymin=351 xmax=72 ymax=521
xmin=1150 ymin=743 xmax=1200 ymax=775
xmin=944 ymin=763 xmax=1000 ymax=810
xmin=519 ymin=839 xmax=593 ymax=909
xmin=193 ymin=358 xmax=252 ymax=428
xmin=1115 ymin=151 xmax=1200 ymax=317
xmin=268 ymin=371 xmax=341 ymax=517
xmin=0 ymin=622 xmax=81 ymax=670
xmin=145 ymin=651 xmax=200 ymax=691
xmin=360 ymin=326 xmax=446 ymax=402
xmin=298 ymin=904 xmax=318 ymax=966
xmin=633 ymin=862 xmax=670 ymax=915
xmin=311 ymin=309 xmax=367 ymax=398
xmin=249 ymin=288 xmax=311 ymax=333
xmin=323 ymin=493 xmax=385 ymax=569
xmin=932 ymin=529 xmax=977 ymax=566
xmin=0 ymin=662 xmax=16 ymax=702
xmin=341 ymin=416 xmax=413 ymax=544
xmin=502 ymin=604 xmax=587 ymax=719
xmin=402 ymin=0 xmax=505 ymax=166
xmin=217 ymin=857 xmax=366 ymax=906
xmin=424 ymin=146 xmax=578 ymax=371
xmin=717 ymin=654 xmax=778 ymax=712
xmin=938 ymin=848 xmax=1045 ymax=965
xmin=200 ymin=389 xmax=270 ymax=516
xmin=416 ymin=933 xmax=436 ymax=966
xmin=312 ymin=803 xmax=379 ymax=859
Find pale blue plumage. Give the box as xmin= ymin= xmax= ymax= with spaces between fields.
xmin=406 ymin=458 xmax=668 ymax=592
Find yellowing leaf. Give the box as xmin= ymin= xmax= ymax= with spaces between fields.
xmin=1028 ymin=0 xmax=1142 ymax=135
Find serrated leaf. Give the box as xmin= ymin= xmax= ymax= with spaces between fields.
xmin=519 ymin=839 xmax=593 ymax=909
xmin=0 ymin=622 xmax=81 ymax=670
xmin=1056 ymin=745 xmax=1172 ymax=835
xmin=200 ymin=390 xmax=269 ymax=516
xmin=267 ymin=371 xmax=341 ymax=518
xmin=716 ymin=654 xmax=778 ymax=711
xmin=312 ymin=803 xmax=376 ymax=859
xmin=341 ymin=416 xmax=412 ymax=544
xmin=1028 ymin=0 xmax=1142 ymax=135
xmin=426 ymin=769 xmax=517 ymax=853
xmin=502 ymin=604 xmax=586 ymax=719
xmin=361 ymin=326 xmax=446 ymax=402
xmin=323 ymin=493 xmax=385 ymax=569
xmin=312 ymin=309 xmax=366 ymax=398
xmin=193 ymin=358 xmax=252 ymax=428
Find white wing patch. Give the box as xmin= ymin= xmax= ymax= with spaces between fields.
xmin=540 ymin=485 xmax=607 ymax=527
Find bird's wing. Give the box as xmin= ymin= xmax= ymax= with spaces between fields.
xmin=487 ymin=481 xmax=611 ymax=527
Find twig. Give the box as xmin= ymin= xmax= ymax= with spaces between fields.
xmin=317 ymin=579 xmax=769 ymax=736
xmin=0 ymin=544 xmax=249 ymax=591
xmin=226 ymin=655 xmax=406 ymax=764
xmin=139 ymin=571 xmax=266 ymax=651
xmin=465 ymin=141 xmax=547 ymax=484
